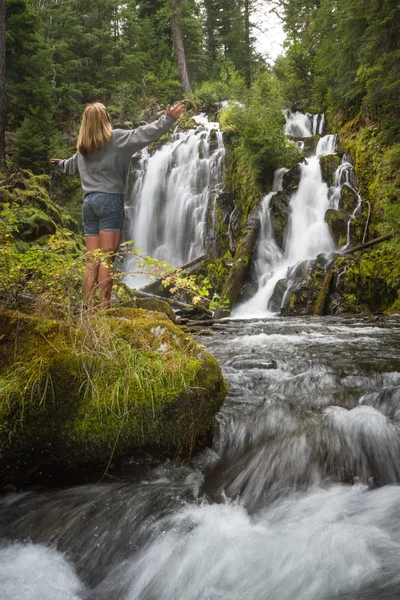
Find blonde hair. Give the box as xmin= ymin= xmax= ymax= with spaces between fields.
xmin=77 ymin=103 xmax=112 ymax=156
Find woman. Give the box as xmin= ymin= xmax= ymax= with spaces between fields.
xmin=50 ymin=101 xmax=184 ymax=309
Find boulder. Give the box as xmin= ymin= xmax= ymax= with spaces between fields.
xmin=319 ymin=154 xmax=341 ymax=186
xmin=0 ymin=308 xmax=227 ymax=485
xmin=302 ymin=135 xmax=320 ymax=157
xmin=282 ymin=164 xmax=302 ymax=195
xmin=269 ymin=191 xmax=291 ymax=250
xmin=339 ymin=184 xmax=360 ymax=214
xmin=325 ymin=209 xmax=351 ymax=247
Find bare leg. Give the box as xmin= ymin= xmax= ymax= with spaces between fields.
xmin=84 ymin=235 xmax=100 ymax=306
xmin=98 ymin=230 xmax=122 ymax=309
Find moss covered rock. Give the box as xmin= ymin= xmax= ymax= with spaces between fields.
xmin=282 ymin=164 xmax=302 ymax=194
xmin=205 ymin=190 xmax=235 ymax=258
xmin=325 ymin=209 xmax=350 ymax=247
xmin=339 ymin=184 xmax=360 ymax=214
xmin=0 ymin=308 xmax=227 ymax=484
xmin=302 ymin=135 xmax=320 ymax=157
xmin=319 ymin=154 xmax=340 ymax=186
xmin=0 ymin=170 xmax=79 ymax=236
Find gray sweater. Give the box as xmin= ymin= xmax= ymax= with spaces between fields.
xmin=59 ymin=113 xmax=176 ymax=196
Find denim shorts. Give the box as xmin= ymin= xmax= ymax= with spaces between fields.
xmin=82 ymin=193 xmax=125 ymax=236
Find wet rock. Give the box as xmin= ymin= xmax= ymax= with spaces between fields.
xmin=270 ymin=191 xmax=291 ymax=250
xmin=214 ymin=207 xmax=261 ymax=318
xmin=205 ymin=190 xmax=235 ymax=258
xmin=348 ymin=202 xmax=369 ymax=246
xmin=282 ymin=164 xmax=302 ymax=194
xmin=325 ymin=209 xmax=350 ymax=247
xmin=280 ymin=255 xmax=332 ymax=316
xmin=302 ymin=135 xmax=320 ymax=157
xmin=141 ymin=103 xmax=165 ymax=123
xmin=228 ymin=207 xmax=242 ymax=254
xmin=268 ymin=279 xmax=288 ymax=313
xmin=339 ymin=184 xmax=360 ymax=214
xmin=319 ymin=154 xmax=341 ymax=186
xmin=230 ymin=358 xmax=278 ymax=370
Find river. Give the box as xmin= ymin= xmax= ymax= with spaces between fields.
xmin=2 ymin=315 xmax=400 ymax=599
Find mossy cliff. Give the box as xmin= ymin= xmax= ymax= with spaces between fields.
xmin=0 ymin=169 xmax=79 ymax=242
xmin=321 ymin=116 xmax=400 ymax=314
xmin=259 ymin=115 xmax=400 ymax=317
xmin=0 ymin=308 xmax=227 ymax=485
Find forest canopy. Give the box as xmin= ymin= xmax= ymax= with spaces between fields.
xmin=1 ymin=0 xmax=399 ymax=171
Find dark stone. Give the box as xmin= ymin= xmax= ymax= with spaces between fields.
xmin=302 ymin=135 xmax=320 ymax=157
xmin=230 ymin=358 xmax=278 ymax=370
xmin=269 ymin=191 xmax=291 ymax=250
xmin=268 ymin=278 xmax=288 ymax=313
xmin=205 ymin=190 xmax=235 ymax=258
xmin=325 ymin=209 xmax=351 ymax=247
xmin=319 ymin=154 xmax=341 ymax=186
xmin=282 ymin=164 xmax=302 ymax=194
xmin=228 ymin=207 xmax=242 ymax=254
xmin=339 ymin=184 xmax=360 ymax=214
xmin=348 ymin=202 xmax=369 ymax=246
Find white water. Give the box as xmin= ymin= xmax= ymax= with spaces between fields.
xmin=2 ymin=318 xmax=400 ymax=599
xmin=234 ymin=116 xmax=357 ymax=318
xmin=124 ymin=116 xmax=225 ymax=288
xmin=284 ymin=111 xmax=325 ymax=137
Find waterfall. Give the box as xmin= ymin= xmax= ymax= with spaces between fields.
xmin=124 ymin=116 xmax=225 ymax=288
xmin=284 ymin=111 xmax=325 ymax=137
xmin=234 ymin=113 xmax=352 ymax=318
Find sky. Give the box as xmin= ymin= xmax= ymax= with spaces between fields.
xmin=253 ymin=4 xmax=286 ymax=63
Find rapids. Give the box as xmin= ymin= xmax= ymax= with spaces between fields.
xmin=2 ymin=316 xmax=400 ymax=599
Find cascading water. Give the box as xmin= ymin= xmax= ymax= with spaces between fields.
xmin=284 ymin=111 xmax=325 ymax=138
xmin=2 ymin=316 xmax=400 ymax=599
xmin=234 ymin=115 xmax=359 ymax=317
xmin=124 ymin=116 xmax=225 ymax=288
xmin=3 ymin=112 xmax=399 ymax=600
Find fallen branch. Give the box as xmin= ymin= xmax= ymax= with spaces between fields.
xmin=138 ymin=254 xmax=207 ymax=295
xmin=214 ymin=207 xmax=261 ymax=319
xmin=134 ymin=290 xmax=212 ymax=316
xmin=342 ymin=231 xmax=400 ymax=255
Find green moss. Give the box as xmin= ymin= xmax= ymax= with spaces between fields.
xmin=387 ymin=295 xmax=400 ymax=314
xmin=331 ymin=248 xmax=398 ymax=313
xmin=0 ymin=169 xmax=79 ymax=234
xmin=334 ymin=121 xmax=400 ymax=310
xmin=148 ymin=132 xmax=173 ymax=153
xmin=196 ymin=253 xmax=232 ymax=297
xmin=0 ymin=309 xmax=227 ymax=483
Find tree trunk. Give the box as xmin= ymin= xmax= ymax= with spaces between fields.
xmin=342 ymin=231 xmax=400 ymax=255
xmin=172 ymin=0 xmax=191 ymax=94
xmin=203 ymin=0 xmax=216 ymax=64
xmin=0 ymin=0 xmax=6 ymax=167
xmin=244 ymin=0 xmax=251 ymax=85
xmin=214 ymin=207 xmax=261 ymax=318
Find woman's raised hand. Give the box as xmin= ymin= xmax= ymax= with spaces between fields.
xmin=50 ymin=158 xmax=61 ymax=165
xmin=167 ymin=102 xmax=185 ymax=120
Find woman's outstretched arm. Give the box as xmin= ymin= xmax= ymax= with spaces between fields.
xmin=50 ymin=154 xmax=79 ymax=175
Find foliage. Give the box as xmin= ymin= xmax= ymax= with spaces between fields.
xmin=193 ymin=62 xmax=247 ymax=108
xmin=278 ymin=0 xmax=400 ymax=139
xmin=0 ymin=307 xmax=227 ymax=481
xmin=221 ymin=72 xmax=302 ymax=190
